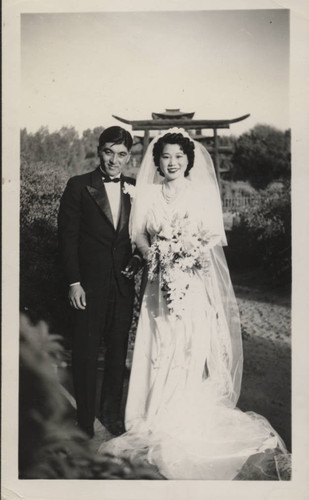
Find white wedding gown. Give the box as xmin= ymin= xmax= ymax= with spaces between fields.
xmin=99 ymin=184 xmax=287 ymax=480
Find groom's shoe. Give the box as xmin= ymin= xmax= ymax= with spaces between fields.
xmin=109 ymin=420 xmax=125 ymax=437
xmin=100 ymin=415 xmax=125 ymax=436
xmin=76 ymin=421 xmax=94 ymax=439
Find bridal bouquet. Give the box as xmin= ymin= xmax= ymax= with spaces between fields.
xmin=147 ymin=213 xmax=214 ymax=319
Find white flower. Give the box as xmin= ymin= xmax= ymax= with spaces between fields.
xmin=122 ymin=182 xmax=136 ymax=199
xmin=147 ymin=213 xmax=216 ymax=319
xmin=180 ymin=256 xmax=195 ymax=269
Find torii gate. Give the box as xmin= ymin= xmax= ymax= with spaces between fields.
xmin=113 ymin=109 xmax=250 ymax=190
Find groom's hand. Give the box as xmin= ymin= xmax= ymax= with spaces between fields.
xmin=68 ymin=284 xmax=87 ymax=310
xmin=122 ymin=255 xmax=142 ymax=279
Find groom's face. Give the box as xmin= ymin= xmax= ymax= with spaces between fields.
xmin=99 ymin=142 xmax=130 ymax=177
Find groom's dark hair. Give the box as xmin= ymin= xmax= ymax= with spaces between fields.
xmin=98 ymin=126 xmax=133 ymax=152
xmin=153 ymin=132 xmax=195 ymax=177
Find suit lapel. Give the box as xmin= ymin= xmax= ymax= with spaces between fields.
xmin=117 ymin=178 xmax=131 ymax=234
xmin=86 ymin=167 xmax=114 ymax=228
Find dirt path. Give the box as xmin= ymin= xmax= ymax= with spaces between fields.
xmin=235 ymin=285 xmax=291 ymax=451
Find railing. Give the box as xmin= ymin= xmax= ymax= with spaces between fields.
xmin=222 ymin=196 xmax=258 ymax=212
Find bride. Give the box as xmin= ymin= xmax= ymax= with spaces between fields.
xmin=99 ymin=128 xmax=287 ymax=480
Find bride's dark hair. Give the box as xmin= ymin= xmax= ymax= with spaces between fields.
xmin=152 ymin=132 xmax=195 ymax=177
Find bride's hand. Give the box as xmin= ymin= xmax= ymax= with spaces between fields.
xmin=144 ymin=247 xmax=152 ymax=264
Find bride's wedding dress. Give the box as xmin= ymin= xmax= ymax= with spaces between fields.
xmin=98 ymin=183 xmax=287 ymax=480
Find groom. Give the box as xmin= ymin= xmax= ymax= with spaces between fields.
xmin=58 ymin=126 xmax=141 ymax=438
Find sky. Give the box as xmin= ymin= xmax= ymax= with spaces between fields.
xmin=21 ymin=9 xmax=289 ymax=137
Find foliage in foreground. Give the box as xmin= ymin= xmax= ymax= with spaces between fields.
xmin=19 ymin=313 xmax=161 ymax=479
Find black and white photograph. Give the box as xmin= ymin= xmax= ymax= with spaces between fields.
xmin=2 ymin=1 xmax=309 ymax=499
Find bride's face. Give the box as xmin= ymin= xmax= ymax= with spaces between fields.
xmin=159 ymin=143 xmax=189 ymax=181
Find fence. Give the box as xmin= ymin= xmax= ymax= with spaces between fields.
xmin=222 ymin=196 xmax=258 ymax=212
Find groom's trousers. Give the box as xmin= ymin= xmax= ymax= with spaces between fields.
xmin=71 ymin=274 xmax=134 ymax=436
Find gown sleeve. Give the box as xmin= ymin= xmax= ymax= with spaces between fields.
xmin=191 ymin=187 xmax=225 ymax=250
xmin=135 ymin=229 xmax=151 ymax=260
xmin=129 ymin=185 xmax=159 ymax=260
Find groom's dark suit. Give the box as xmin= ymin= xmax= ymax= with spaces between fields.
xmin=58 ymin=166 xmax=136 ymax=436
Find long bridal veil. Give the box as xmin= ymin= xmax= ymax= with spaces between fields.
xmin=98 ymin=127 xmax=287 ymax=480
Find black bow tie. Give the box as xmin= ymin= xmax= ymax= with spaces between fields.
xmin=102 ymin=175 xmax=121 ymax=183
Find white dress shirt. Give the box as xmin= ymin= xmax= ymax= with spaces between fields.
xmin=104 ymin=175 xmax=121 ymax=229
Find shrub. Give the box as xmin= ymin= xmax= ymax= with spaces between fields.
xmin=20 ymin=160 xmax=71 ymax=335
xmin=227 ymin=183 xmax=291 ymax=284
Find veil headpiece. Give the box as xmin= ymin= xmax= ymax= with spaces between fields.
xmin=130 ymin=127 xmax=227 ymax=247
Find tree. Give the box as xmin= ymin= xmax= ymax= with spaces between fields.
xmin=20 ymin=126 xmax=84 ymax=169
xmin=232 ymin=125 xmax=291 ymax=189
xmin=82 ymin=126 xmax=105 ymax=159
